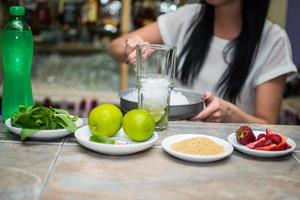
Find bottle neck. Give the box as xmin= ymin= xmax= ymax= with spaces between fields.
xmin=7 ymin=15 xmax=30 ymax=30
xmin=10 ymin=15 xmax=25 ymax=21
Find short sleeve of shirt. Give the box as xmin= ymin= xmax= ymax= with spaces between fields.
xmin=254 ymin=23 xmax=298 ymax=86
xmin=157 ymin=4 xmax=201 ymax=48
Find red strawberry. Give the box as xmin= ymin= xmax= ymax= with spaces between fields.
xmin=257 ymin=134 xmax=266 ymax=140
xmin=275 ymin=142 xmax=288 ymax=151
xmin=266 ymin=129 xmax=291 ymax=151
xmin=266 ymin=134 xmax=282 ymax=144
xmin=266 ymin=129 xmax=281 ymax=136
xmin=236 ymin=126 xmax=256 ymax=145
xmin=274 ymin=134 xmax=288 ymax=150
xmin=246 ymin=137 xmax=266 ymax=149
xmin=254 ymin=138 xmax=272 ymax=148
xmin=266 ymin=129 xmax=273 ymax=135
xmin=255 ymin=144 xmax=276 ymax=151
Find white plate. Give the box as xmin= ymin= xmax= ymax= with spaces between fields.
xmin=5 ymin=118 xmax=83 ymax=140
xmin=75 ymin=125 xmax=158 ymax=156
xmin=227 ymin=131 xmax=296 ymax=158
xmin=161 ymin=134 xmax=234 ymax=162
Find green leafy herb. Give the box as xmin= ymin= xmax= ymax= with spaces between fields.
xmin=11 ymin=106 xmax=78 ymax=140
xmin=90 ymin=135 xmax=115 ymax=144
xmin=54 ymin=114 xmax=77 ymax=133
xmin=20 ymin=129 xmax=38 ymax=141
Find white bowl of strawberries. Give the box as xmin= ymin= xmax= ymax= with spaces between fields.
xmin=227 ymin=126 xmax=296 ymax=158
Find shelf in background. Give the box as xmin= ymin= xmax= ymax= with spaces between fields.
xmin=34 ymin=42 xmax=108 ymax=54
xmin=0 ymin=81 xmax=120 ymax=118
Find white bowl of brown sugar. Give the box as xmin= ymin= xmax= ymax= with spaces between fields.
xmin=162 ymin=134 xmax=234 ymax=162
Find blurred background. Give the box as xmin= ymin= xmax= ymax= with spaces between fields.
xmin=0 ymin=0 xmax=299 ymax=124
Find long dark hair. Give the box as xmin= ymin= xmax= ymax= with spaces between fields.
xmin=178 ymin=0 xmax=270 ymax=103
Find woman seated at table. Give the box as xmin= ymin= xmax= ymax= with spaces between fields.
xmin=109 ymin=0 xmax=297 ymax=124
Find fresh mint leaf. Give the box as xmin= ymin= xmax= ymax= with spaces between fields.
xmin=51 ymin=108 xmax=69 ymax=115
xmin=19 ymin=106 xmax=28 ymax=113
xmin=10 ymin=106 xmax=79 ymax=140
xmin=12 ymin=113 xmax=38 ymax=129
xmin=90 ymin=135 xmax=115 ymax=144
xmin=71 ymin=115 xmax=78 ymax=122
xmin=20 ymin=129 xmax=38 ymax=140
xmin=54 ymin=114 xmax=77 ymax=133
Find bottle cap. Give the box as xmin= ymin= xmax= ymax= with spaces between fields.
xmin=9 ymin=6 xmax=25 ymax=16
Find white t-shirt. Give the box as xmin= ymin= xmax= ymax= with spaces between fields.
xmin=157 ymin=4 xmax=297 ymax=115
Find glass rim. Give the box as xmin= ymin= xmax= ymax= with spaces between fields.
xmin=137 ymin=44 xmax=177 ymax=51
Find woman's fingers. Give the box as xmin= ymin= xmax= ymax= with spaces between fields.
xmin=127 ymin=50 xmax=137 ymax=64
xmin=190 ymin=91 xmax=231 ymax=123
xmin=125 ymin=36 xmax=143 ymax=61
xmin=125 ymin=36 xmax=150 ymax=65
xmin=125 ymin=36 xmax=144 ymax=54
xmin=142 ymin=46 xmax=154 ymax=60
xmin=191 ymin=96 xmax=219 ymax=121
xmin=203 ymin=111 xmax=222 ymax=122
xmin=190 ymin=106 xmax=218 ymax=121
xmin=203 ymin=91 xmax=213 ymax=103
xmin=190 ymin=91 xmax=226 ymax=122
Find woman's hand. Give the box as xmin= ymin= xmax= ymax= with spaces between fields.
xmin=125 ymin=36 xmax=149 ymax=65
xmin=109 ymin=22 xmax=162 ymax=63
xmin=190 ymin=75 xmax=287 ymax=124
xmin=191 ymin=91 xmax=232 ymax=123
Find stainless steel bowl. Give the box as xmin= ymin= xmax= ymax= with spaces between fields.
xmin=119 ymin=88 xmax=203 ymax=120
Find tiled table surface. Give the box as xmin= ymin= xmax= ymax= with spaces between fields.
xmin=1 ymin=119 xmax=300 ymax=200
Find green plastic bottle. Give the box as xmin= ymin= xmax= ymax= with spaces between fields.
xmin=1 ymin=6 xmax=33 ymax=121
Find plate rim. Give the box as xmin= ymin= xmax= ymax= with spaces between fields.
xmin=227 ymin=131 xmax=296 ymax=156
xmin=161 ymin=134 xmax=234 ymax=162
xmin=5 ymin=117 xmax=83 ymax=135
xmin=75 ymin=125 xmax=158 ymax=151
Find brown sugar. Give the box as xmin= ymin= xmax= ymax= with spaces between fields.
xmin=171 ymin=137 xmax=224 ymax=155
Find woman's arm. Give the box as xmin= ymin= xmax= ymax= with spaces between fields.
xmin=109 ymin=22 xmax=163 ymax=63
xmin=252 ymin=74 xmax=287 ymax=123
xmin=191 ymin=75 xmax=287 ymax=124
